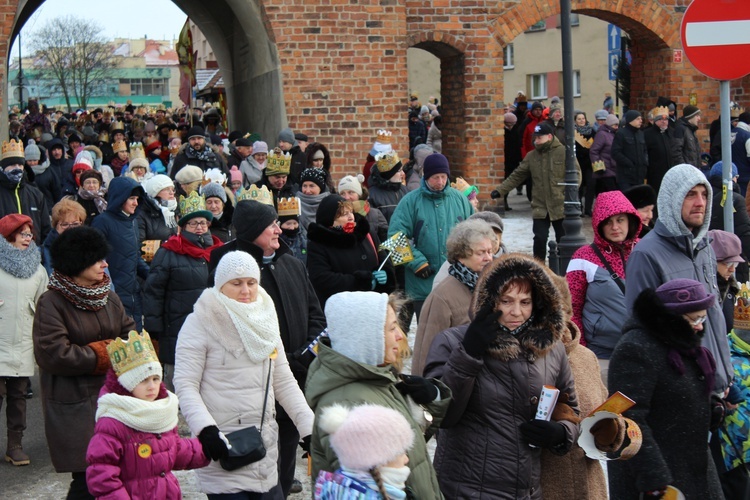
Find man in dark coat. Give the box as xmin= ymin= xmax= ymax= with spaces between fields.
xmin=25 ymin=140 xmax=60 ymax=214
xmin=672 ymin=105 xmax=703 ymax=170
xmin=169 ymin=126 xmax=227 ymax=180
xmin=644 ymin=106 xmax=677 ymax=196
xmin=92 ymin=177 xmax=150 ymax=330
xmin=45 ymin=138 xmax=73 ymax=202
xmin=408 ymin=110 xmax=427 ymax=150
xmin=209 ymin=200 xmax=326 ymax=497
xmin=503 ymin=112 xmax=523 ymax=208
xmin=612 ymin=110 xmax=648 ymax=191
xmin=0 ymin=140 xmax=51 ymax=245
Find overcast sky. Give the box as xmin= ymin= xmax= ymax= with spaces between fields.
xmin=10 ymin=0 xmax=187 ymax=60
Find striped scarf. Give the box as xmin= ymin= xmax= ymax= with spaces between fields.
xmin=48 ymin=270 xmax=111 ymax=311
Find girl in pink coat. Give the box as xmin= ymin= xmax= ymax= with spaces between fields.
xmin=86 ymin=331 xmax=210 ymax=499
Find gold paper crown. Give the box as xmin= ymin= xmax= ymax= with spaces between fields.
xmin=110 ymin=121 xmax=125 ymax=133
xmin=376 ymin=130 xmax=392 ymax=144
xmin=652 ymin=106 xmax=670 ymax=119
xmin=735 ymin=283 xmax=750 ymax=330
xmin=265 ymin=148 xmax=291 ymax=176
xmin=451 ymin=177 xmax=471 ymax=193
xmin=2 ymin=139 xmax=24 ymax=160
xmin=168 ymin=129 xmax=182 ymax=140
xmin=375 ymin=151 xmax=400 ymax=173
xmin=113 ymin=140 xmax=128 ymax=153
xmin=107 ymin=330 xmax=159 ymax=378
xmin=731 ymin=106 xmax=746 ymax=119
xmin=237 ymin=184 xmax=275 ymax=206
xmin=129 ymin=142 xmax=146 ymax=161
xmin=574 ymin=130 xmax=594 ymax=149
xmin=98 ymin=130 xmax=110 ymax=142
xmin=277 ymin=196 xmax=301 ymax=217
xmin=179 ymin=190 xmax=209 ymax=218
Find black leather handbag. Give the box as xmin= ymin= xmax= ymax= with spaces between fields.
xmin=219 ymin=362 xmax=272 ymax=471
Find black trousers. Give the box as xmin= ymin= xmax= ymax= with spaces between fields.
xmin=67 ymin=472 xmax=94 ymax=500
xmin=275 ymin=415 xmax=300 ymax=497
xmin=532 ymin=216 xmax=565 ymax=262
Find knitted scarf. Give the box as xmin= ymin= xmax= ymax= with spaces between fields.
xmin=298 ymin=191 xmax=330 ymax=230
xmin=667 ymin=346 xmax=716 ymax=396
xmin=110 ymin=156 xmax=128 ymax=176
xmin=96 ymin=391 xmax=179 ymax=434
xmin=187 ymin=145 xmax=214 ymax=162
xmin=211 ymin=287 xmax=280 ymax=362
xmin=448 ymin=260 xmax=479 ymax=292
xmin=48 ymin=270 xmax=111 ymax=311
xmin=77 ymin=186 xmax=108 ymax=214
xmin=0 ymin=238 xmax=42 ymax=279
xmin=161 ymin=233 xmax=223 ymax=262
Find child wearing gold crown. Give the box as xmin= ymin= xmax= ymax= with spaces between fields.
xmin=86 ymin=331 xmax=210 ymax=498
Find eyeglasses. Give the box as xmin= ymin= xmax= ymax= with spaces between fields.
xmin=19 ymin=232 xmax=33 ymax=239
xmin=683 ymin=314 xmax=708 ymax=326
xmin=58 ymin=222 xmax=82 ymax=229
xmin=186 ymin=221 xmax=209 ymax=228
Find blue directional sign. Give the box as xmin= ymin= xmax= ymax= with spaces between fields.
xmin=608 ymin=24 xmax=622 ymax=81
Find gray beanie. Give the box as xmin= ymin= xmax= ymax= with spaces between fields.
xmin=25 ymin=140 xmax=41 ymax=162
xmin=201 ymin=182 xmax=227 ymax=203
xmin=325 ymin=291 xmax=388 ymax=366
xmin=657 ymin=164 xmax=712 ymax=242
xmin=278 ymin=128 xmax=297 ymax=146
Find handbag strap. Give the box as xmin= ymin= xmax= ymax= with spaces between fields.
xmin=259 ymin=359 xmax=272 ymax=431
xmin=589 ymin=244 xmax=626 ymax=295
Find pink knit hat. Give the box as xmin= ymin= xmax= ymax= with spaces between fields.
xmin=229 ymin=166 xmax=242 ymax=184
xmin=318 ymin=404 xmax=415 ymax=471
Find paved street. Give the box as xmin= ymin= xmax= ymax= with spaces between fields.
xmin=0 ymin=192 xmax=595 ymax=498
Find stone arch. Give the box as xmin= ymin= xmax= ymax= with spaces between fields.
xmin=407 ymin=33 xmax=467 ymax=174
xmin=6 ymin=0 xmax=288 ymax=140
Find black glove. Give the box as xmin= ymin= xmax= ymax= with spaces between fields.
xmin=490 ymin=189 xmax=501 ymax=199
xmin=415 ymin=265 xmax=435 ymax=279
xmin=461 ymin=305 xmax=502 ymax=358
xmin=198 ymin=425 xmax=229 ymax=461
xmin=300 ymin=434 xmax=311 ymax=458
xmin=710 ymin=395 xmax=726 ymax=431
xmin=396 ymin=374 xmax=439 ymax=405
xmin=519 ymin=419 xmax=567 ymax=449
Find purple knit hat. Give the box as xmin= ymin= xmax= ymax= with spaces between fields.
xmin=655 ymin=279 xmax=715 ymax=314
xmin=423 ymin=153 xmax=450 ymax=180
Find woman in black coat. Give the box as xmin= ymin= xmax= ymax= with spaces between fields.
xmin=306 ymin=195 xmax=395 ymax=308
xmin=608 ymin=279 xmax=723 ymax=499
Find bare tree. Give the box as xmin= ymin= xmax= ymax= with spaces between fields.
xmin=28 ymin=16 xmax=117 ymax=112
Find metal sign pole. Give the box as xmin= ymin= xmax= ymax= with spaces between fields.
xmin=720 ymin=80 xmax=733 ymax=232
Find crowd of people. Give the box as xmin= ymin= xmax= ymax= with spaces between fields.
xmin=0 ymin=93 xmax=748 ymax=500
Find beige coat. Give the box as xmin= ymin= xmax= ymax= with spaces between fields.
xmin=174 ymin=288 xmax=314 ymax=495
xmin=0 ymin=264 xmax=47 ymax=377
xmin=412 ymin=274 xmax=471 ymax=376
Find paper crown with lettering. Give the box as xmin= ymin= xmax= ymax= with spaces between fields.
xmin=107 ymin=331 xmax=163 ymax=392
xmin=277 ymin=196 xmax=301 ymax=219
xmin=651 ymin=106 xmax=670 ymax=119
xmin=237 ymin=184 xmax=275 ymax=206
xmin=265 ymin=147 xmax=291 ymax=176
xmin=178 ymin=190 xmax=213 ymax=226
xmin=1 ymin=139 xmax=25 ymax=166
xmin=735 ymin=283 xmax=750 ymax=331
xmin=129 ymin=142 xmax=146 ymax=161
xmin=375 ymin=151 xmax=401 ymax=174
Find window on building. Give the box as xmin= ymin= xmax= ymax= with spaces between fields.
xmin=119 ymin=78 xmax=168 ymax=96
xmin=529 ymin=74 xmax=547 ymax=100
xmin=503 ymin=44 xmax=514 ymax=69
xmin=526 ymin=20 xmax=546 ymax=32
xmin=573 ymin=70 xmax=581 ymax=97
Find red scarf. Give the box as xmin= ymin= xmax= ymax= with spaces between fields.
xmin=161 ymin=233 xmax=223 ymax=262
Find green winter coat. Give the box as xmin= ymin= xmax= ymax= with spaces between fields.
xmin=387 ymin=180 xmax=473 ymax=301
xmin=305 ymin=342 xmax=450 ymax=499
xmin=496 ymin=136 xmax=581 ymax=220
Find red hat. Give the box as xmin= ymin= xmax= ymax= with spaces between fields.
xmin=0 ymin=213 xmax=33 ymax=239
xmin=144 ymin=141 xmax=162 ymax=154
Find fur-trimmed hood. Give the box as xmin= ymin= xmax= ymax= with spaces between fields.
xmin=628 ymin=287 xmax=702 ymax=350
xmin=470 ymin=253 xmax=564 ymax=362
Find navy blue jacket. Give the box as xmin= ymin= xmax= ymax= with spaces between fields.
xmin=92 ymin=176 xmax=149 ymax=329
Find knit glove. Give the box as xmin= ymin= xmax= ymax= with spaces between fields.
xmin=87 ymin=339 xmax=114 ymax=375
xmin=396 ymin=374 xmax=439 ymax=405
xmin=198 ymin=425 xmax=229 ymax=461
xmin=300 ymin=434 xmax=311 ymax=458
xmin=415 ymin=264 xmax=435 ymax=279
xmin=461 ymin=305 xmax=502 ymax=358
xmin=372 ymin=270 xmax=388 ymax=286
xmin=519 ymin=419 xmax=567 ymax=449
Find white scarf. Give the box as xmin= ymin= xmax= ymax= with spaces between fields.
xmin=96 ymin=391 xmax=179 ymax=434
xmin=211 ymin=286 xmax=280 ymax=362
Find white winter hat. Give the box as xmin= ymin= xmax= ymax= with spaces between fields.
xmin=144 ymin=174 xmax=175 ymax=199
xmin=318 ymin=403 xmax=415 ymax=471
xmin=215 ymin=251 xmax=260 ymax=291
xmin=325 ymin=291 xmax=388 ymax=366
xmin=337 ymin=174 xmax=364 ymax=197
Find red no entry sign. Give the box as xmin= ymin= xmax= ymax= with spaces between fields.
xmin=680 ymin=0 xmax=750 ymax=81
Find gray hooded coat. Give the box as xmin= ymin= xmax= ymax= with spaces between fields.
xmin=624 ymin=163 xmax=733 ymax=392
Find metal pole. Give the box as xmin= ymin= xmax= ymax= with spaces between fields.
xmin=720 ymin=81 xmax=733 ymax=232
xmin=555 ymin=0 xmax=586 ymax=275
xmin=17 ymin=33 xmax=23 ymax=109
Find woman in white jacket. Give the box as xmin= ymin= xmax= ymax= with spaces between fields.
xmin=0 ymin=214 xmax=48 ymax=466
xmin=175 ymin=250 xmax=314 ymax=499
